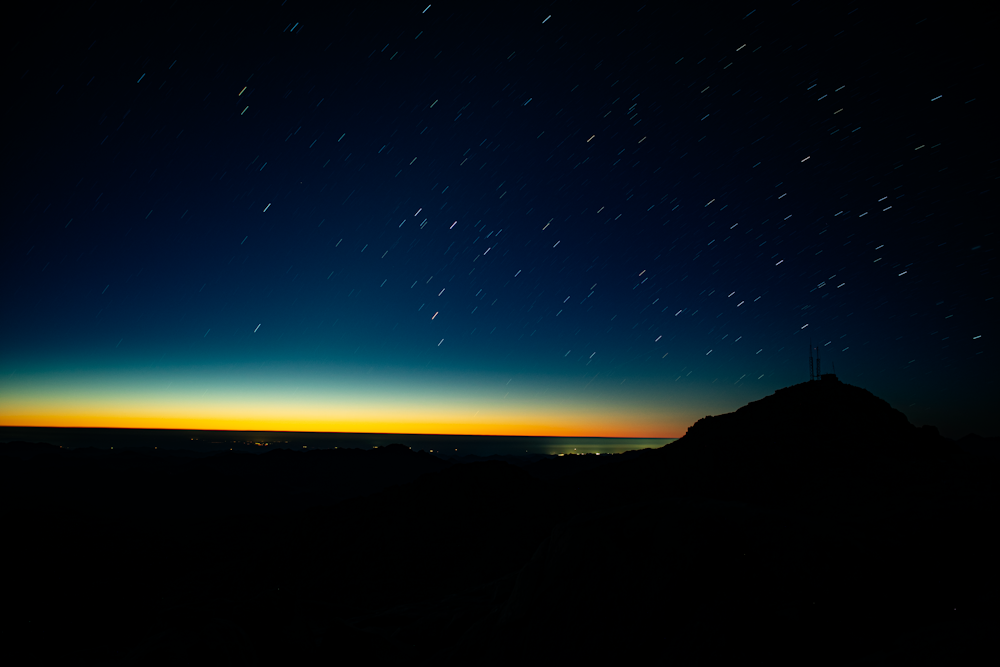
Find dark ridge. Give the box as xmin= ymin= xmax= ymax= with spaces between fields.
xmin=5 ymin=381 xmax=997 ymax=665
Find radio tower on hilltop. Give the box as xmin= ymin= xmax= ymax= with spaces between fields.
xmin=809 ymin=341 xmax=815 ymax=381
xmin=810 ymin=342 xmax=840 ymax=382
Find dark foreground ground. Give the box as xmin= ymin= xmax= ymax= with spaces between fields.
xmin=4 ymin=380 xmax=998 ymax=665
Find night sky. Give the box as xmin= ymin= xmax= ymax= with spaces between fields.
xmin=3 ymin=2 xmax=994 ymax=438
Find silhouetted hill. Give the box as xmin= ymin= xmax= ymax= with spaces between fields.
xmin=667 ymin=377 xmax=947 ymax=480
xmin=547 ymin=379 xmax=985 ymax=512
xmin=5 ymin=381 xmax=997 ymax=665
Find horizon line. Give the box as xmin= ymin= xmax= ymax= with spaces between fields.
xmin=0 ymin=424 xmax=680 ymax=439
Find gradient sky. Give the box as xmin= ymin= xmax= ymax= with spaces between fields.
xmin=2 ymin=2 xmax=994 ymax=438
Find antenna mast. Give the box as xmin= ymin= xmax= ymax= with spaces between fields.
xmin=809 ymin=341 xmax=814 ymax=381
xmin=816 ymin=344 xmax=821 ymax=377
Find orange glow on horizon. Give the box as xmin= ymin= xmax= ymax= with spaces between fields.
xmin=0 ymin=369 xmax=697 ymax=438
xmin=0 ymin=412 xmax=678 ymax=438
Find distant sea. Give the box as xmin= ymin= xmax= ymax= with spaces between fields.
xmin=1 ymin=426 xmax=675 ymax=457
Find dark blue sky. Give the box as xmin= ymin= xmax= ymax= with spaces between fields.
xmin=3 ymin=1 xmax=994 ymax=437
